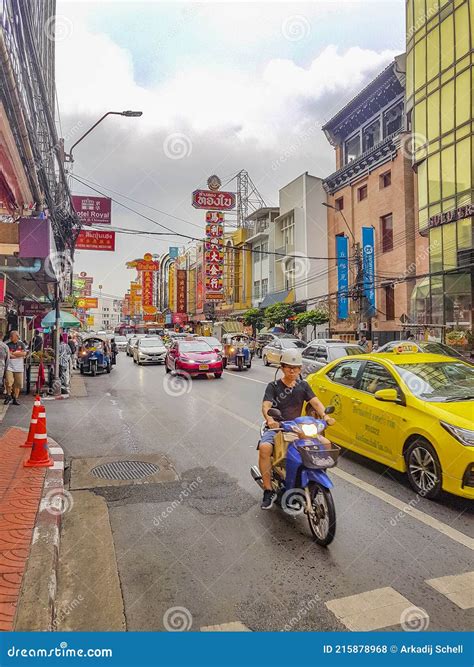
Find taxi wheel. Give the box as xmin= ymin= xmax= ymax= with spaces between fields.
xmin=405 ymin=439 xmax=442 ymax=499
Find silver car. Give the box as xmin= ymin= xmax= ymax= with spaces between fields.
xmin=133 ymin=337 xmax=167 ymax=365
xmin=301 ymin=342 xmax=364 ymax=377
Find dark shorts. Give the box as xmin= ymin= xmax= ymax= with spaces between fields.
xmin=257 ymin=429 xmax=276 ymax=451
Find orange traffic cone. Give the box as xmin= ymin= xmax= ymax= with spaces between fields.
xmin=21 ymin=395 xmax=42 ymax=448
xmin=24 ymin=408 xmax=53 ymax=468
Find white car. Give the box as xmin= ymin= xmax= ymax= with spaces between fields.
xmin=113 ymin=335 xmax=128 ymax=351
xmin=133 ymin=337 xmax=167 ymax=365
xmin=126 ymin=334 xmax=146 ymax=356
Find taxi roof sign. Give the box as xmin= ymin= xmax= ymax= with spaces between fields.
xmin=393 ymin=343 xmax=419 ymax=353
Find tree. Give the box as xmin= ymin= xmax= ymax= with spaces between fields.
xmin=242 ymin=308 xmax=265 ymax=336
xmin=264 ymin=303 xmax=295 ymax=329
xmin=294 ymin=308 xmax=329 ymax=339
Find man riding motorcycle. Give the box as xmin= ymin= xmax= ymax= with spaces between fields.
xmin=258 ymin=349 xmax=335 ymax=509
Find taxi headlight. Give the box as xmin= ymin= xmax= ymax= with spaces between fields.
xmin=441 ymin=422 xmax=474 ymax=447
xmin=302 ymin=424 xmax=319 ymax=437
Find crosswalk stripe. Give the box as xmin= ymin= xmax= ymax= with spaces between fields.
xmin=426 ymin=572 xmax=474 ymax=610
xmin=325 ymin=587 xmax=428 ymax=631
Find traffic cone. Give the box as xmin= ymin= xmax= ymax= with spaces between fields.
xmin=21 ymin=394 xmax=42 ymax=448
xmin=24 ymin=408 xmax=53 ymax=468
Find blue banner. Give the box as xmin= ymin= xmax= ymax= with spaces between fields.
xmin=0 ymin=632 xmax=471 ymax=666
xmin=362 ymin=226 xmax=376 ymax=316
xmin=336 ymin=235 xmax=349 ymax=319
xmin=169 ymin=247 xmax=179 ymax=259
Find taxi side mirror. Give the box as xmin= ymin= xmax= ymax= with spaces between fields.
xmin=374 ymin=388 xmax=401 ymax=403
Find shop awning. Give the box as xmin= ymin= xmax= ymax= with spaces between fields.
xmin=259 ymin=289 xmax=294 ymax=309
xmin=41 ymin=310 xmax=82 ymax=328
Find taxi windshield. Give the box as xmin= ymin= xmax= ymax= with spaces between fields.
xmin=395 ymin=362 xmax=474 ymax=402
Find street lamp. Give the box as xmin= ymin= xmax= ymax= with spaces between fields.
xmin=67 ymin=110 xmax=143 ymax=162
xmin=322 ymin=202 xmax=355 ymax=243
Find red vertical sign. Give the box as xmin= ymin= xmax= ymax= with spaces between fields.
xmin=204 ymin=211 xmax=224 ymax=300
xmin=176 ymin=270 xmax=187 ymax=314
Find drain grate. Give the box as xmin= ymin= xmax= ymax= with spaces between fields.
xmin=91 ymin=460 xmax=159 ymax=481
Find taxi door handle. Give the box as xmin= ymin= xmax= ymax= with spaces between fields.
xmin=351 ymin=398 xmax=362 ymax=404
xmin=317 ymin=386 xmax=326 ymax=392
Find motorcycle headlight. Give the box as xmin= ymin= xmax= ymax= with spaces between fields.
xmin=441 ymin=422 xmax=474 ymax=447
xmin=301 ymin=424 xmax=319 ymax=437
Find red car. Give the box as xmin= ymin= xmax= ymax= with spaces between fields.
xmin=165 ymin=339 xmax=223 ymax=378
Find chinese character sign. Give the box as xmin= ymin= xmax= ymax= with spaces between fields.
xmin=204 ymin=211 xmax=224 ymax=300
xmin=176 ymin=270 xmax=187 ymax=314
xmin=192 ymin=190 xmax=235 ymax=211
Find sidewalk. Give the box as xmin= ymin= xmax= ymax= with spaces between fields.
xmin=0 ymin=427 xmax=46 ymax=630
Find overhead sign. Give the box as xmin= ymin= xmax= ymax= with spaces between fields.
xmin=192 ymin=189 xmax=236 ymax=211
xmin=87 ymin=315 xmax=94 ymax=326
xmin=169 ymin=247 xmax=179 ymax=259
xmin=204 ymin=211 xmax=224 ymax=300
xmin=18 ymin=300 xmax=47 ymax=317
xmin=127 ymin=253 xmax=159 ymax=271
xmin=72 ymin=195 xmax=112 ymax=225
xmin=76 ymin=230 xmax=116 ymax=251
xmin=77 ymin=297 xmax=98 ymax=309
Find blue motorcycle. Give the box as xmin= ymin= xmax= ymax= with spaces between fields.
xmin=251 ymin=405 xmax=339 ymax=546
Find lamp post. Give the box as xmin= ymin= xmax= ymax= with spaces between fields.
xmin=66 ymin=110 xmax=143 ymax=163
xmin=322 ymin=202 xmax=368 ymax=337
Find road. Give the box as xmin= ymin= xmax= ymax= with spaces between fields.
xmin=6 ymin=354 xmax=472 ymax=632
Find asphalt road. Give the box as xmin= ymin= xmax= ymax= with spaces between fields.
xmin=6 ymin=354 xmax=472 ymax=632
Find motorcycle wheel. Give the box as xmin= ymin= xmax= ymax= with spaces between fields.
xmin=79 ymin=366 xmax=84 ymax=375
xmin=307 ymin=482 xmax=336 ymax=547
xmin=246 ymin=360 xmax=252 ymax=369
xmin=237 ymin=357 xmax=244 ymax=371
xmin=91 ymin=366 xmax=96 ymax=377
xmin=106 ymin=363 xmax=111 ymax=374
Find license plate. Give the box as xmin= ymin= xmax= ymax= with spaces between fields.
xmin=199 ymin=365 xmax=209 ymax=370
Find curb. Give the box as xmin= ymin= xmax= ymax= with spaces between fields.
xmin=14 ymin=434 xmax=66 ymax=631
xmin=42 ymin=393 xmax=70 ymax=401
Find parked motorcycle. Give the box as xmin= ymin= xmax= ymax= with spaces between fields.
xmin=251 ymin=405 xmax=339 ymax=546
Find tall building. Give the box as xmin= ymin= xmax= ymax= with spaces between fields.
xmin=246 ymin=207 xmax=279 ymax=307
xmin=406 ymin=0 xmax=473 ymax=335
xmin=322 ymin=56 xmax=428 ymax=343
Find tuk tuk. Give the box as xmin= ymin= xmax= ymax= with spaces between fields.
xmin=222 ymin=333 xmax=252 ymax=370
xmin=78 ymin=335 xmax=112 ymax=376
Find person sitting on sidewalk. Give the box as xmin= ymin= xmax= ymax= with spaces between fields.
xmin=5 ymin=331 xmax=26 ymax=406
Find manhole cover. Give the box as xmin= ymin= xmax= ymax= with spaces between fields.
xmin=91 ymin=460 xmax=159 ymax=481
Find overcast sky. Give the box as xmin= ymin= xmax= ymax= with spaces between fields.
xmin=56 ymin=0 xmax=404 ymax=299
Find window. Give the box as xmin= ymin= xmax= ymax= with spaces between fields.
xmin=380 ymin=171 xmax=391 ymax=188
xmin=302 ymin=347 xmax=318 ymax=360
xmin=261 ymin=241 xmax=268 ymax=255
xmin=253 ymin=245 xmax=260 ymax=263
xmin=383 ymin=101 xmax=403 ymax=137
xmin=362 ymin=119 xmax=380 ymax=151
xmin=345 ymin=134 xmax=360 ymax=163
xmin=261 ymin=278 xmax=268 ymax=298
xmin=335 ymin=197 xmax=344 ymax=211
xmin=327 ymin=360 xmax=364 ymax=387
xmin=357 ymin=184 xmax=368 ymax=201
xmin=358 ymin=362 xmax=398 ymax=395
xmin=385 ymin=284 xmax=395 ymax=320
xmin=381 ymin=214 xmax=393 ymax=252
xmin=254 ymin=281 xmax=260 ymax=299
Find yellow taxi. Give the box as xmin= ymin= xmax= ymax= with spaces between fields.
xmin=306 ymin=345 xmax=474 ymax=499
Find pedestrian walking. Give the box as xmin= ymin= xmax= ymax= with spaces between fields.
xmin=0 ymin=339 xmax=9 ymax=398
xmin=68 ymin=335 xmax=77 ymax=370
xmin=4 ymin=331 xmax=26 ymax=405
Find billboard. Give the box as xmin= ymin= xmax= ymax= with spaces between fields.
xmin=76 ymin=230 xmax=115 ymax=251
xmin=336 ymin=236 xmax=349 ymax=320
xmin=192 ymin=190 xmax=235 ymax=211
xmin=362 ymin=227 xmax=376 ymax=316
xmin=176 ymin=269 xmax=187 ymax=314
xmin=72 ymin=195 xmax=112 ymax=225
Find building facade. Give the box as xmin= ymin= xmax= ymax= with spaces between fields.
xmin=322 ymin=56 xmax=428 ymax=343
xmin=89 ymin=297 xmax=122 ymax=332
xmin=406 ymin=0 xmax=473 ymax=338
xmin=246 ymin=207 xmax=279 ymax=307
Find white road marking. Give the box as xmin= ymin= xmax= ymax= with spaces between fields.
xmin=326 ymin=587 xmax=427 ymax=631
xmin=426 ymin=572 xmax=474 ymax=609
xmin=203 ymin=399 xmax=473 ymax=551
xmin=200 ymin=621 xmax=250 ymax=631
xmin=223 ymin=371 xmax=267 ymax=384
xmin=333 ymin=468 xmax=474 ymax=551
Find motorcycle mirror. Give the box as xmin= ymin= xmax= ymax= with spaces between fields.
xmin=268 ymin=408 xmax=283 ymax=420
xmin=325 ymin=405 xmax=335 ymax=415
